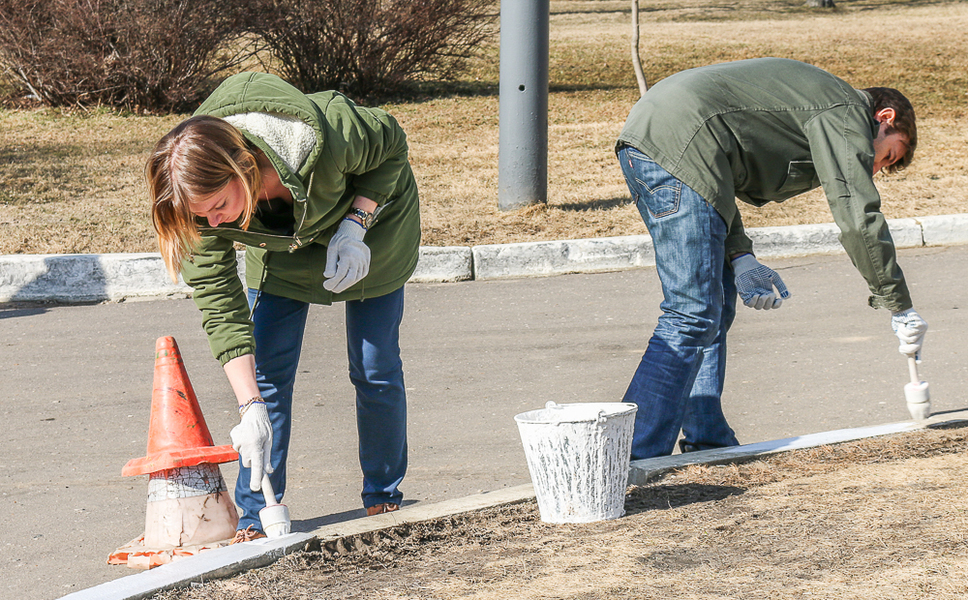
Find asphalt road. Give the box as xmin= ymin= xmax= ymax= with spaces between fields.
xmin=3 ymin=245 xmax=966 ymax=600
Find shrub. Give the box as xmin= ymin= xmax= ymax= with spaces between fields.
xmin=0 ymin=0 xmax=258 ymax=112
xmin=254 ymin=0 xmax=496 ymax=99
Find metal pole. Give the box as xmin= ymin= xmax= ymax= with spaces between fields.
xmin=498 ymin=0 xmax=549 ymax=211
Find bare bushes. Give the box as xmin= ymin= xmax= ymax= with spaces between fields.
xmin=0 ymin=0 xmax=495 ymax=111
xmin=0 ymin=0 xmax=258 ymax=112
xmin=254 ymin=0 xmax=496 ymax=99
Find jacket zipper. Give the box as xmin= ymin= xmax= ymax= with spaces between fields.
xmin=289 ymin=172 xmax=314 ymax=252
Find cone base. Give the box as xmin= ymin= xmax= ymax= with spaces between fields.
xmin=143 ymin=490 xmax=239 ymax=548
xmin=107 ymin=534 xmax=234 ymax=570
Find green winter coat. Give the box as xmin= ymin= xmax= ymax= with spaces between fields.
xmin=182 ymin=72 xmax=421 ymax=365
xmin=617 ymin=58 xmax=911 ymax=312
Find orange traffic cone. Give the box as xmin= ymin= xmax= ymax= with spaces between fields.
xmin=109 ymin=336 xmax=241 ymax=570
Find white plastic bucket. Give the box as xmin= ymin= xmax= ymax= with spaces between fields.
xmin=514 ymin=401 xmax=637 ymax=523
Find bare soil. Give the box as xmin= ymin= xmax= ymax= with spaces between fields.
xmin=155 ymin=423 xmax=968 ymax=600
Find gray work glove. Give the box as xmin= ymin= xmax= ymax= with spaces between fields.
xmin=323 ymin=218 xmax=370 ymax=293
xmin=230 ymin=402 xmax=273 ymax=492
xmin=731 ymin=253 xmax=791 ymax=310
xmin=891 ymin=308 xmax=927 ymax=359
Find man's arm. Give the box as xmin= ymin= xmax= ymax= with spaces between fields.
xmin=803 ymin=105 xmax=912 ymax=311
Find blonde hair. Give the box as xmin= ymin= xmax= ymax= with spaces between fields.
xmin=146 ymin=115 xmax=263 ymax=281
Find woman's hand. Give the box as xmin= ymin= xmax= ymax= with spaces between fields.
xmin=324 ymin=196 xmax=376 ymax=293
xmin=231 ymin=400 xmax=274 ymax=491
xmin=223 ymin=354 xmax=272 ymax=491
xmin=323 ymin=218 xmax=371 ymax=292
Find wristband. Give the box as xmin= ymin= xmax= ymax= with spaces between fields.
xmin=344 ymin=216 xmax=367 ymax=230
xmin=348 ymin=208 xmax=373 ymax=229
xmin=238 ymin=396 xmax=266 ymax=419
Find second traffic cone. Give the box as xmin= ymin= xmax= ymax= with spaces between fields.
xmin=110 ymin=336 xmax=241 ymax=570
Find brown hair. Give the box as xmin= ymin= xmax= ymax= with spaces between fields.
xmin=146 ymin=115 xmax=262 ymax=281
xmin=862 ymin=87 xmax=917 ymax=174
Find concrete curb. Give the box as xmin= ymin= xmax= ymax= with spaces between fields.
xmin=472 ymin=234 xmax=656 ymax=280
xmin=59 ymin=409 xmax=968 ymax=600
xmin=60 ymin=486 xmax=536 ymax=600
xmin=3 ymin=214 xmax=967 ymax=303
xmin=61 ymin=533 xmax=317 ymax=600
xmin=628 ymin=408 xmax=968 ymax=485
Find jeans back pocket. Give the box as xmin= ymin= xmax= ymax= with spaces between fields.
xmin=621 ymin=147 xmax=682 ymax=219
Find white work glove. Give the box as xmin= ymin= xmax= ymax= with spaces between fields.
xmin=230 ymin=402 xmax=273 ymax=492
xmin=731 ymin=253 xmax=791 ymax=310
xmin=891 ymin=308 xmax=927 ymax=359
xmin=323 ymin=218 xmax=370 ymax=293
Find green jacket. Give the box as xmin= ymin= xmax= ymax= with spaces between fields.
xmin=183 ymin=72 xmax=421 ymax=365
xmin=617 ymin=58 xmax=911 ymax=311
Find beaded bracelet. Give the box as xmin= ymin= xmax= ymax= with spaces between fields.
xmin=238 ymin=396 xmax=266 ymax=419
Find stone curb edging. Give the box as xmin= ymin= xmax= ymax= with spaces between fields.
xmin=59 ymin=486 xmax=536 ymax=600
xmin=627 ymin=409 xmax=968 ymax=485
xmin=59 ymin=409 xmax=968 ymax=600
xmin=3 ymin=214 xmax=967 ymax=304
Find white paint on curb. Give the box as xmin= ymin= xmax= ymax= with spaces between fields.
xmin=627 ymin=415 xmax=946 ymax=486
xmin=409 ymin=245 xmax=473 ymax=283
xmin=57 ymin=486 xmax=536 ymax=600
xmin=473 ymin=235 xmax=655 ymax=280
xmin=746 ymin=217 xmax=925 ymax=260
xmin=2 ymin=215 xmax=966 ymax=303
xmin=0 ymin=253 xmax=184 ymax=303
xmin=746 ymin=222 xmax=843 ymax=258
xmin=920 ymin=213 xmax=968 ymax=246
xmin=58 ymin=533 xmax=316 ymax=600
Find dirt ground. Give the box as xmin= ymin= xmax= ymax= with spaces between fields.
xmin=154 ymin=423 xmax=968 ymax=600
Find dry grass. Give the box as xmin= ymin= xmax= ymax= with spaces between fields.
xmin=153 ymin=423 xmax=968 ymax=600
xmin=1 ymin=0 xmax=967 ymax=254
xmin=0 ymin=110 xmax=182 ymax=254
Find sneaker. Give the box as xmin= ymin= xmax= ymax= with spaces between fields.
xmin=231 ymin=525 xmax=267 ymax=544
xmin=365 ymin=503 xmax=400 ymax=516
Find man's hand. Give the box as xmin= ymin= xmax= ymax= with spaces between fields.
xmin=731 ymin=253 xmax=791 ymax=310
xmin=230 ymin=402 xmax=273 ymax=492
xmin=323 ymin=218 xmax=370 ymax=293
xmin=891 ymin=308 xmax=927 ymax=358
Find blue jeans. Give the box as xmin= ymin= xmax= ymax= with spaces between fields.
xmin=618 ymin=146 xmax=739 ymax=459
xmin=236 ymin=287 xmax=408 ymax=531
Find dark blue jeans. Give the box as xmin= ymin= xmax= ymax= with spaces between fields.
xmin=236 ymin=287 xmax=408 ymax=531
xmin=618 ymin=146 xmax=739 ymax=459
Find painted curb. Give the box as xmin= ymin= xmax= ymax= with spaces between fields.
xmin=59 ymin=533 xmax=317 ymax=600
xmin=58 ymin=486 xmax=535 ymax=600
xmin=408 ymin=245 xmax=474 ymax=283
xmin=472 ymin=234 xmax=655 ymax=280
xmin=628 ymin=408 xmax=968 ymax=485
xmin=920 ymin=213 xmax=968 ymax=246
xmin=58 ymin=409 xmax=968 ymax=600
xmin=3 ymin=215 xmax=966 ymax=303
